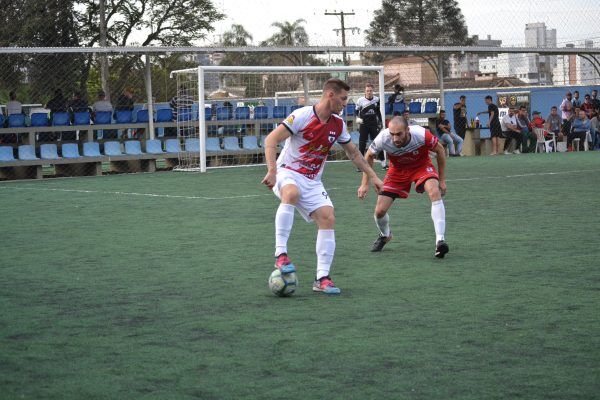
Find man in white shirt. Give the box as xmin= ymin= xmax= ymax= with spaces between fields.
xmin=501 ymin=107 xmax=522 ymax=154
xmin=92 ymin=90 xmax=113 ymax=114
xmin=5 ymin=91 xmax=22 ymax=116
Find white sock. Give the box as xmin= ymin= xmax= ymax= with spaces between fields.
xmin=431 ymin=200 xmax=446 ymax=242
xmin=316 ymin=229 xmax=335 ymax=279
xmin=275 ymin=203 xmax=295 ymax=257
xmin=374 ymin=213 xmax=391 ymax=237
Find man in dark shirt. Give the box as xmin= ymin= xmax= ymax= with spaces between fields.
xmin=452 ymin=95 xmax=467 ymax=139
xmin=356 ymin=83 xmax=384 ymax=168
xmin=387 ymin=84 xmax=405 ymax=116
xmin=482 ymin=95 xmax=502 ymax=155
xmin=115 ymin=87 xmax=134 ymax=111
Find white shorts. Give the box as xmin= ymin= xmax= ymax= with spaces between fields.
xmin=272 ymin=168 xmax=333 ymax=222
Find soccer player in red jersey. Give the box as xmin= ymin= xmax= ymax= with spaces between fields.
xmin=261 ymin=78 xmax=383 ymax=294
xmin=357 ymin=116 xmax=449 ymax=258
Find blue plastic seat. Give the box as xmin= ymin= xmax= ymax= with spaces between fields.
xmin=393 ymin=102 xmax=406 ymax=114
xmin=94 ymin=111 xmax=112 ymax=124
xmin=104 ymin=141 xmax=123 ymax=156
xmin=290 ymin=105 xmax=302 ymax=113
xmin=8 ymin=114 xmax=25 ymax=128
xmin=165 ymin=139 xmax=181 ymax=153
xmin=272 ymin=106 xmax=287 ymax=119
xmin=145 ymin=139 xmax=164 ymax=154
xmin=223 ymin=136 xmax=241 ymax=151
xmin=115 ymin=110 xmax=132 ymax=124
xmin=350 ymin=131 xmax=360 ymax=144
xmin=203 ymin=107 xmax=212 ymax=121
xmin=260 ymin=135 xmax=267 ymax=148
xmin=185 ymin=138 xmax=200 ymax=152
xmin=40 ymin=144 xmax=60 ymax=160
xmin=0 ymin=146 xmax=15 ymax=162
xmin=156 ymin=109 xmax=173 ymax=122
xmin=254 ymin=106 xmax=268 ymax=119
xmin=62 ymin=143 xmax=80 ymax=158
xmin=345 ymin=104 xmax=356 ymax=116
xmin=74 ymin=111 xmax=91 ymax=125
xmin=409 ymin=101 xmax=422 ymax=114
xmin=18 ymin=145 xmax=38 ymax=160
xmin=206 ymin=137 xmax=221 ymax=152
xmin=52 ymin=112 xmax=70 ymax=126
xmin=242 ymin=136 xmax=259 ymax=150
xmin=83 ymin=142 xmax=102 ymax=157
xmin=178 ymin=107 xmax=193 ymax=122
xmin=136 ymin=110 xmax=150 ymax=123
xmin=0 ymin=114 xmax=4 ymax=127
xmin=30 ymin=113 xmax=49 ymax=127
xmin=124 ymin=140 xmax=143 ymax=155
xmin=424 ymin=101 xmax=438 ymax=114
xmin=191 ymin=103 xmax=199 ymax=121
xmin=216 ymin=107 xmax=232 ymax=120
xmin=234 ymin=107 xmax=250 ymax=119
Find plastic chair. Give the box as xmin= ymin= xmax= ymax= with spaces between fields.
xmin=136 ymin=110 xmax=150 ymax=123
xmin=0 ymin=146 xmax=15 ymax=162
xmin=178 ymin=107 xmax=193 ymax=122
xmin=30 ymin=113 xmax=49 ymax=127
xmin=223 ymin=136 xmax=241 ymax=151
xmin=115 ymin=110 xmax=133 ymax=124
xmin=156 ymin=109 xmax=173 ymax=122
xmin=165 ymin=139 xmax=181 ymax=153
xmin=52 ymin=112 xmax=70 ymax=126
xmin=344 ymin=104 xmax=356 ymax=116
xmin=124 ymin=140 xmax=143 ymax=155
xmin=409 ymin=102 xmax=422 ymax=114
xmin=216 ymin=107 xmax=232 ymax=120
xmin=533 ymin=128 xmax=555 ymax=153
xmin=424 ymin=101 xmax=438 ymax=114
xmin=185 ymin=138 xmax=200 ymax=152
xmin=18 ymin=145 xmax=38 ymax=160
xmin=206 ymin=137 xmax=221 ymax=152
xmin=62 ymin=143 xmax=81 ymax=158
xmin=350 ymin=131 xmax=360 ymax=144
xmin=74 ymin=111 xmax=91 ymax=125
xmin=104 ymin=141 xmax=123 ymax=156
xmin=146 ymin=139 xmax=164 ymax=154
xmin=8 ymin=114 xmax=25 ymax=128
xmin=94 ymin=111 xmax=112 ymax=124
xmin=83 ymin=142 xmax=102 ymax=157
xmin=290 ymin=105 xmax=302 ymax=113
xmin=392 ymin=102 xmax=406 ymax=115
xmin=203 ymin=107 xmax=212 ymax=121
xmin=254 ymin=106 xmax=268 ymax=119
xmin=40 ymin=144 xmax=60 ymax=160
xmin=242 ymin=136 xmax=259 ymax=150
xmin=0 ymin=114 xmax=4 ymax=127
xmin=234 ymin=107 xmax=250 ymax=120
xmin=272 ymin=106 xmax=287 ymax=119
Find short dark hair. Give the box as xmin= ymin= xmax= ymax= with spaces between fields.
xmin=439 ymin=109 xmax=446 ymax=114
xmin=459 ymin=95 xmax=466 ymax=100
xmin=365 ymin=83 xmax=374 ymax=89
xmin=519 ymin=106 xmax=526 ymax=110
xmin=9 ymin=91 xmax=16 ymax=100
xmin=551 ymin=106 xmax=557 ymax=110
xmin=574 ymin=90 xmax=579 ymax=94
xmin=485 ymin=95 xmax=493 ymax=101
xmin=323 ymin=78 xmax=350 ymax=93
xmin=394 ymin=84 xmax=403 ymax=91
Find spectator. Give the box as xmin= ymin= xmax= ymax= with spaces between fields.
xmin=516 ymin=106 xmax=535 ymax=153
xmin=91 ymin=90 xmax=113 ymax=117
xmin=501 ymin=107 xmax=522 ymax=155
xmin=581 ymin=94 xmax=594 ymax=117
xmin=479 ymin=95 xmax=503 ymax=155
xmin=590 ymin=89 xmax=600 ymax=111
xmin=46 ymin=89 xmax=68 ymax=118
xmin=68 ymin=91 xmax=89 ymax=115
xmin=572 ymin=90 xmax=581 ymax=108
xmin=388 ymin=84 xmax=405 ymax=116
xmin=590 ymin=109 xmax=599 ymax=150
xmin=435 ymin=110 xmax=463 ymax=156
xmin=569 ymin=109 xmax=589 ymax=151
xmin=531 ymin=110 xmax=545 ymax=129
xmin=560 ymin=91 xmax=573 ymax=135
xmin=5 ymin=91 xmax=22 ymax=116
xmin=545 ymin=106 xmax=563 ymax=142
xmin=169 ymin=86 xmax=194 ymax=121
xmin=402 ymin=109 xmax=417 ymax=126
xmin=452 ymin=95 xmax=467 ymax=139
xmin=115 ymin=87 xmax=134 ymax=111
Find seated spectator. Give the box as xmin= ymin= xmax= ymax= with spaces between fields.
xmin=388 ymin=84 xmax=405 ymax=116
xmin=91 ymin=90 xmax=113 ymax=118
xmin=516 ymin=106 xmax=535 ymax=153
xmin=581 ymin=94 xmax=594 ymax=117
xmin=5 ymin=91 xmax=22 ymax=116
xmin=42 ymin=89 xmax=68 ymax=141
xmin=569 ymin=109 xmax=590 ymax=151
xmin=591 ymin=90 xmax=600 ymax=111
xmin=115 ymin=87 xmax=134 ymax=112
xmin=169 ymin=87 xmax=195 ymax=137
xmin=402 ymin=109 xmax=417 ymax=126
xmin=435 ymin=110 xmax=463 ymax=156
xmin=590 ymin=109 xmax=599 ymax=150
xmin=501 ymin=107 xmax=522 ymax=155
xmin=531 ymin=110 xmax=545 ymax=129
xmin=545 ymin=106 xmax=563 ymax=142
xmin=68 ymin=91 xmax=90 ymax=116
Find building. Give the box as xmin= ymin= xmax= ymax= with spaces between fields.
xmin=553 ymin=41 xmax=600 ymax=85
xmin=448 ymin=35 xmax=502 ymax=79
xmin=525 ymin=22 xmax=557 ymax=83
xmin=383 ymin=56 xmax=438 ymax=87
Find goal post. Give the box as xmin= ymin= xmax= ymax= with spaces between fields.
xmin=170 ymin=65 xmax=386 ymax=172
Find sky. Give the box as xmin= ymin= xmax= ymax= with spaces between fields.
xmin=204 ymin=0 xmax=600 ymax=47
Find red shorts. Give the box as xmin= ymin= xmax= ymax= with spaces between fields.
xmin=382 ymin=164 xmax=439 ymax=199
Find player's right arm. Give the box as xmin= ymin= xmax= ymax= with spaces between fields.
xmin=357 ymin=148 xmax=376 ymax=199
xmin=261 ymin=124 xmax=291 ymax=189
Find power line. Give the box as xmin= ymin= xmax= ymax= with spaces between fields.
xmin=324 ymin=10 xmax=359 ymax=65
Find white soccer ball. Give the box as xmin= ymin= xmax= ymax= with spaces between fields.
xmin=268 ymin=269 xmax=298 ymax=297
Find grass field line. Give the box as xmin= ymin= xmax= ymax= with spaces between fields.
xmin=1 ymin=168 xmax=598 ymax=201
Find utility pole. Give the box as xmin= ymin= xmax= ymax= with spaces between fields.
xmin=324 ymin=10 xmax=359 ymax=65
xmin=99 ymin=0 xmax=110 ymax=100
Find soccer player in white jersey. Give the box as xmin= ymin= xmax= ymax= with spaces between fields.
xmin=357 ymin=116 xmax=450 ymax=258
xmin=261 ymin=78 xmax=384 ymax=294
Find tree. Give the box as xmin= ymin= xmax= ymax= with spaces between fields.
xmin=261 ymin=19 xmax=310 ymax=66
xmin=366 ymin=0 xmax=472 ymax=78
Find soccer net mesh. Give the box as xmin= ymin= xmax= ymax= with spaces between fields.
xmin=171 ymin=66 xmax=384 ymax=172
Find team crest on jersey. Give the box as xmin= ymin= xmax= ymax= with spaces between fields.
xmin=285 ymin=115 xmax=295 ymax=125
xmin=328 ymin=131 xmax=336 ymax=143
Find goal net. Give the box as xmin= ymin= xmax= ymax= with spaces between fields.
xmin=169 ymin=66 xmax=385 ymax=172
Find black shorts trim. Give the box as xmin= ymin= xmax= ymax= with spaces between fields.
xmin=380 ymin=191 xmax=400 ymax=199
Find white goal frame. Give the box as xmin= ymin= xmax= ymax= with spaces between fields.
xmin=170 ymin=65 xmax=385 ymax=172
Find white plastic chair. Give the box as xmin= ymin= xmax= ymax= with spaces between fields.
xmin=533 ymin=128 xmax=555 ymax=153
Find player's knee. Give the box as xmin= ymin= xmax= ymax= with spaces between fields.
xmin=427 ymin=186 xmax=441 ymax=201
xmin=280 ymin=186 xmax=299 ymax=204
xmin=374 ymin=208 xmax=387 ymax=219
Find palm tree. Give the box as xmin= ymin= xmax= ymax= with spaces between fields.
xmin=222 ymin=24 xmax=253 ymax=47
xmin=263 ymin=19 xmax=309 ymax=65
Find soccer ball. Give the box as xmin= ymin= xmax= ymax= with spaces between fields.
xmin=268 ymin=269 xmax=298 ymax=297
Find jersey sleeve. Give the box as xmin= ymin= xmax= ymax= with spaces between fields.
xmin=424 ymin=129 xmax=439 ymax=150
xmin=336 ymin=120 xmax=351 ymax=144
xmin=281 ymin=108 xmax=305 ymax=135
xmin=368 ymin=130 xmax=384 ymax=154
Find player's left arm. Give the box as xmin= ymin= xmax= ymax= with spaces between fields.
xmin=341 ymin=141 xmax=383 ymax=194
xmin=433 ymin=142 xmax=447 ymax=196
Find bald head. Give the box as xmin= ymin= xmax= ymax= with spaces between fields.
xmin=388 ymin=116 xmax=408 ymax=131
